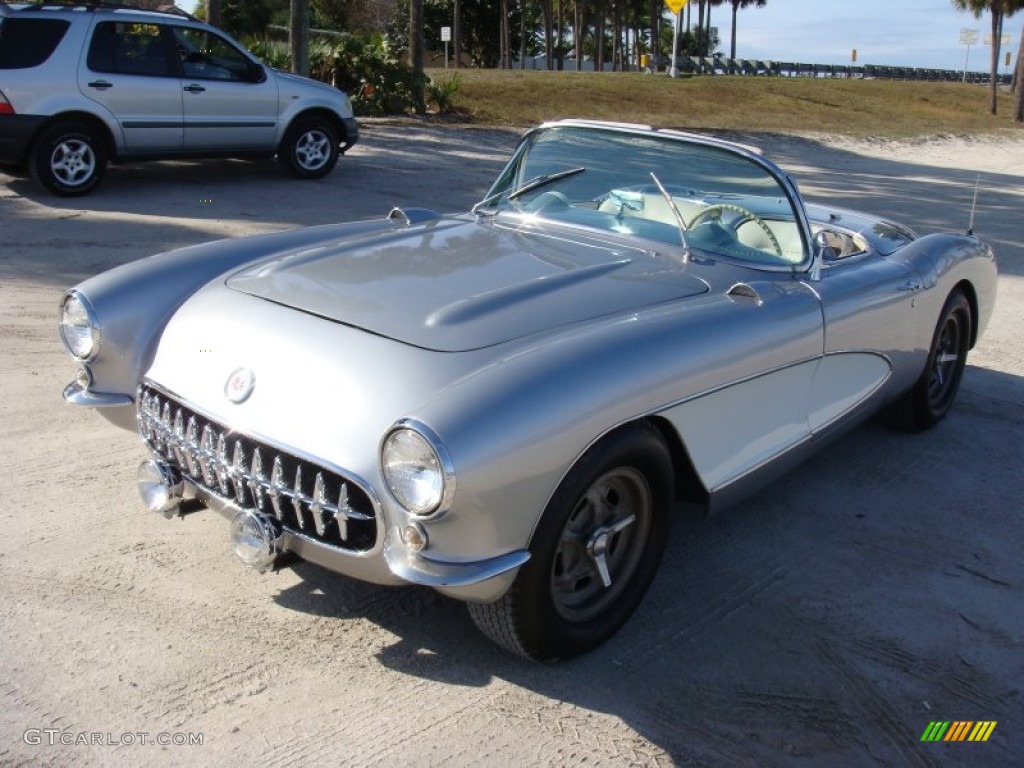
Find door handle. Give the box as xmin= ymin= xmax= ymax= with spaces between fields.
xmin=897 ymin=279 xmax=923 ymax=293
xmin=87 ymin=80 xmax=113 ymax=89
xmin=183 ymin=84 xmax=206 ymax=93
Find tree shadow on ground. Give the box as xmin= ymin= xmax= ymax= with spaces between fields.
xmin=271 ymin=366 xmax=1024 ymax=765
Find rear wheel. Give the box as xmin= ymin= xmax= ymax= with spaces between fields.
xmin=30 ymin=121 xmax=107 ymax=196
xmin=886 ymin=289 xmax=972 ymax=432
xmin=468 ymin=423 xmax=672 ymax=661
xmin=278 ymin=117 xmax=339 ymax=179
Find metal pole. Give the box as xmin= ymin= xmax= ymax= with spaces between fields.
xmin=669 ymin=11 xmax=680 ymax=77
xmin=963 ymin=43 xmax=969 ymax=82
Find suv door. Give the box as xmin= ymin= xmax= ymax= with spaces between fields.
xmin=78 ymin=21 xmax=183 ymax=152
xmin=170 ymin=26 xmax=279 ymax=151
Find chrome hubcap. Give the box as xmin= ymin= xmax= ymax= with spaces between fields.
xmin=50 ymin=139 xmax=95 ymax=186
xmin=550 ymin=468 xmax=651 ymax=622
xmin=294 ymin=130 xmax=330 ymax=170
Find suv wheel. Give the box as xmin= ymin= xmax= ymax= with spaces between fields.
xmin=31 ymin=122 xmax=107 ymax=196
xmin=278 ymin=117 xmax=339 ymax=179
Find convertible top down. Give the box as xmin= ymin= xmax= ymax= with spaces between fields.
xmin=60 ymin=120 xmax=996 ymax=660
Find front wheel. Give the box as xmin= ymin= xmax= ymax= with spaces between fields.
xmin=885 ymin=289 xmax=972 ymax=432
xmin=30 ymin=122 xmax=107 ymax=196
xmin=468 ymin=423 xmax=672 ymax=661
xmin=278 ymin=117 xmax=339 ymax=179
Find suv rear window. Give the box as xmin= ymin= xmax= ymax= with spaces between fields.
xmin=0 ymin=19 xmax=71 ymax=69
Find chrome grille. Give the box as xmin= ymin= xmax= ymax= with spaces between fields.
xmin=137 ymin=384 xmax=377 ymax=552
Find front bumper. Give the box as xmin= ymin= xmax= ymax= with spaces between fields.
xmin=340 ymin=117 xmax=359 ymax=153
xmin=168 ymin=474 xmax=526 ymax=602
xmin=135 ymin=382 xmax=525 ymax=603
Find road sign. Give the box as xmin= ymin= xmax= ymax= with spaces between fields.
xmin=983 ymin=34 xmax=1010 ymax=46
xmin=960 ymin=28 xmax=979 ymax=46
xmin=665 ymin=0 xmax=688 ymax=14
xmin=441 ymin=26 xmax=451 ymax=42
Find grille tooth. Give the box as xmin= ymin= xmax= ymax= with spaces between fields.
xmin=311 ymin=473 xmax=327 ymax=536
xmin=335 ymin=483 xmax=350 ymax=540
xmin=171 ymin=409 xmax=186 ymax=468
xmin=184 ymin=417 xmax=200 ymax=478
xmin=291 ymin=465 xmax=305 ymax=529
xmin=199 ymin=425 xmax=216 ymax=488
xmin=215 ymin=433 xmax=230 ymax=495
xmin=231 ymin=441 xmax=248 ymax=506
xmin=249 ymin=449 xmax=265 ymax=511
xmin=137 ymin=384 xmax=376 ymax=552
xmin=268 ymin=456 xmax=286 ymax=521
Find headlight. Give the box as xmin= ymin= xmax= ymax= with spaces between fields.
xmin=381 ymin=422 xmax=454 ymax=517
xmin=59 ymin=291 xmax=99 ymax=361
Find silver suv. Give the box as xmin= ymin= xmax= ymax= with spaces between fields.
xmin=0 ymin=2 xmax=359 ymax=195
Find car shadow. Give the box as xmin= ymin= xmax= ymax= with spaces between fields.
xmin=269 ymin=366 xmax=1024 ymax=764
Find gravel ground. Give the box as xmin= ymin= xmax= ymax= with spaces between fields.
xmin=1 ymin=122 xmax=1022 ymax=767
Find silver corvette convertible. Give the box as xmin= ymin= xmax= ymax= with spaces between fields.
xmin=60 ymin=120 xmax=996 ymax=660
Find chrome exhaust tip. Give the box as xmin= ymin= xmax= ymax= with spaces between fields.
xmin=137 ymin=459 xmax=183 ymax=519
xmin=229 ymin=509 xmax=282 ymax=573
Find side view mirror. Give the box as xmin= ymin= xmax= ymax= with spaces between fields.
xmin=814 ymin=229 xmax=842 ymax=262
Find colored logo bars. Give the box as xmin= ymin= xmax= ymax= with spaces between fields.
xmin=921 ymin=721 xmax=997 ymax=742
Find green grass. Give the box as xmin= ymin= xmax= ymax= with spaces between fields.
xmin=429 ymin=68 xmax=1022 ymax=138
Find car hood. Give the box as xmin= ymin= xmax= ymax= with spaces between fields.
xmin=227 ymin=216 xmax=710 ymax=352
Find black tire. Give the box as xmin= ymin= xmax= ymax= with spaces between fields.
xmin=30 ymin=121 xmax=107 ymax=196
xmin=278 ymin=117 xmax=339 ymax=179
xmin=885 ymin=289 xmax=972 ymax=432
xmin=468 ymin=423 xmax=672 ymax=661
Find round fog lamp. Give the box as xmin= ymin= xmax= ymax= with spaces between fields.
xmin=74 ymin=365 xmax=92 ymax=390
xmin=230 ymin=509 xmax=281 ymax=573
xmin=137 ymin=459 xmax=183 ymax=518
xmin=401 ymin=522 xmax=429 ymax=553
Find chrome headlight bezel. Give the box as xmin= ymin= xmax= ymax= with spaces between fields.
xmin=59 ymin=290 xmax=100 ymax=362
xmin=380 ymin=420 xmax=455 ymax=518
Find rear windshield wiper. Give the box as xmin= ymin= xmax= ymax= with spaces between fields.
xmin=472 ymin=167 xmax=586 ymax=214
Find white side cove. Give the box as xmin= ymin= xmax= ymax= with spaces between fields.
xmin=807 ymin=352 xmax=891 ymax=432
xmin=663 ymin=353 xmax=890 ymax=492
xmin=662 ymin=361 xmax=817 ymax=492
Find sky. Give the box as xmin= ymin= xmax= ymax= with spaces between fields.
xmin=182 ymin=0 xmax=1019 ymax=74
xmin=687 ymin=0 xmax=1018 ymax=71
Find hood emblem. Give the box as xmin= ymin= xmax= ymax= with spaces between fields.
xmin=225 ymin=367 xmax=255 ymax=404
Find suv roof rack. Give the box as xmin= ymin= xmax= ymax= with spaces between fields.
xmin=19 ymin=1 xmax=198 ymax=22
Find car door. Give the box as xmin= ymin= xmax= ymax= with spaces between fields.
xmin=803 ymin=244 xmax=921 ymax=433
xmin=79 ymin=20 xmax=183 ymax=152
xmin=170 ymin=26 xmax=279 ymax=151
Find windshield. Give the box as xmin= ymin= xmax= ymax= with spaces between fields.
xmin=481 ymin=125 xmax=808 ymax=267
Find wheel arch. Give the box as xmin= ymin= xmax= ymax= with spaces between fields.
xmin=34 ymin=111 xmax=118 ymax=161
xmin=953 ymin=279 xmax=980 ymax=349
xmin=281 ymin=107 xmax=349 ymax=147
xmin=562 ymin=416 xmax=710 ymax=519
xmin=644 ymin=415 xmax=710 ymax=511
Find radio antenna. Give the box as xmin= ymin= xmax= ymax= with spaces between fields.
xmin=967 ymin=175 xmax=980 ymax=236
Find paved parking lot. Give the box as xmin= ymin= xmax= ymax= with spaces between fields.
xmin=1 ymin=123 xmax=1022 ymax=766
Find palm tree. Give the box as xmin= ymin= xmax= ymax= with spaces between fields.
xmin=951 ymin=0 xmax=1024 ymax=115
xmin=1014 ymin=18 xmax=1024 ymax=122
xmin=727 ymin=0 xmax=766 ymax=60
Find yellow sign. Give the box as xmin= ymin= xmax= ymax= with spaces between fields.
xmin=665 ymin=0 xmax=689 ymax=14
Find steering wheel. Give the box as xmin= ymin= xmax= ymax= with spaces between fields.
xmin=688 ymin=203 xmax=784 ymax=259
